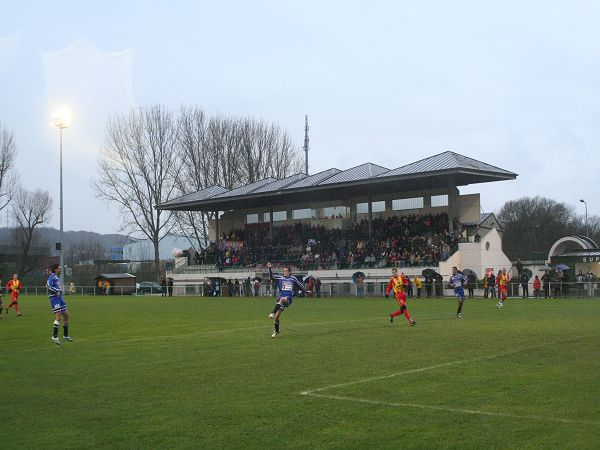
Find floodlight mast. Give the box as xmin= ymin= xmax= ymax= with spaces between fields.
xmin=51 ymin=107 xmax=71 ymax=288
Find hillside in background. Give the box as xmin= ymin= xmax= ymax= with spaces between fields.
xmin=0 ymin=227 xmax=129 ymax=251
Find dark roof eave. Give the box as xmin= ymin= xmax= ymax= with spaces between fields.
xmin=157 ymin=168 xmax=517 ymax=212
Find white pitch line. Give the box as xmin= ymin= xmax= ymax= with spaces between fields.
xmin=303 ymin=392 xmax=600 ymax=426
xmin=301 ymin=335 xmax=589 ymax=395
xmin=12 ymin=317 xmax=385 ymax=352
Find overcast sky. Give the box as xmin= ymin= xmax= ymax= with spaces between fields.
xmin=1 ymin=1 xmax=599 ymax=234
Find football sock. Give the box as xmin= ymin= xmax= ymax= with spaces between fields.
xmin=274 ymin=321 xmax=280 ymax=333
xmin=391 ymin=310 xmax=402 ymax=317
xmin=63 ymin=325 xmax=69 ymax=337
xmin=403 ymin=309 xmax=412 ymax=322
xmin=53 ymin=321 xmax=60 ymax=338
xmin=14 ymin=303 xmax=19 ymax=314
xmin=457 ymin=302 xmax=463 ymax=314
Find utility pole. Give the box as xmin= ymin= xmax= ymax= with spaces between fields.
xmin=303 ymin=115 xmax=309 ymax=175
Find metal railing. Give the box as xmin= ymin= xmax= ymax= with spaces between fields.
xmin=173 ymin=258 xmax=442 ymax=274
xmin=10 ymin=281 xmax=600 ymax=298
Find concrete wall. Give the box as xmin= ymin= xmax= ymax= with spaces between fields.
xmin=457 ymin=193 xmax=481 ymax=224
xmin=439 ymin=227 xmax=511 ymax=278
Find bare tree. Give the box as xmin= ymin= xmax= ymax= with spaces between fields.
xmin=93 ymin=106 xmax=181 ymax=280
xmin=173 ymin=108 xmax=303 ymax=249
xmin=0 ymin=121 xmax=19 ymax=212
xmin=12 ymin=189 xmax=53 ymax=274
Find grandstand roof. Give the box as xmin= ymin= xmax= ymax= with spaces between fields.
xmin=158 ymin=151 xmax=517 ymax=212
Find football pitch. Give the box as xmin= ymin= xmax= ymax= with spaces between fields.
xmin=1 ymin=295 xmax=599 ymax=449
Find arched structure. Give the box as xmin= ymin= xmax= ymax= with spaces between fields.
xmin=547 ymin=236 xmax=598 ymax=261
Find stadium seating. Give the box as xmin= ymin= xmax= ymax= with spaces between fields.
xmin=197 ymin=213 xmax=459 ymax=270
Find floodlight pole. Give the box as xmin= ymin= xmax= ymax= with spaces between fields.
xmin=580 ymin=199 xmax=588 ymax=238
xmin=52 ymin=110 xmax=69 ymax=289
xmin=59 ymin=126 xmax=64 ymax=288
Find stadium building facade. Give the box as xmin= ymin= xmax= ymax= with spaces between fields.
xmin=158 ymin=151 xmax=517 ymax=294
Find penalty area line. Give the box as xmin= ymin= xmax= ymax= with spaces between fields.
xmin=301 ymin=392 xmax=600 ymax=426
xmin=300 ymin=335 xmax=590 ymax=395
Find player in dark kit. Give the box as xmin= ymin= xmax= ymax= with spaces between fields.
xmin=267 ymin=263 xmax=310 ymax=338
xmin=449 ymin=267 xmax=468 ymax=318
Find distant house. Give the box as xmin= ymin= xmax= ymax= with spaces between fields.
xmin=123 ymin=234 xmax=199 ymax=261
xmin=96 ymin=273 xmax=137 ymax=295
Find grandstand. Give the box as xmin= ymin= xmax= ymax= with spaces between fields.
xmin=158 ymin=151 xmax=516 ymax=293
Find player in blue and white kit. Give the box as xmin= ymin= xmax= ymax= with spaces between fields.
xmin=449 ymin=266 xmax=468 ymax=318
xmin=267 ymin=263 xmax=310 ymax=338
xmin=47 ymin=264 xmax=73 ymax=345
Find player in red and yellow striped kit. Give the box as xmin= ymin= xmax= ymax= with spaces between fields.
xmin=6 ymin=274 xmax=22 ymax=316
xmin=385 ymin=268 xmax=416 ymax=326
xmin=495 ymin=268 xmax=510 ymax=308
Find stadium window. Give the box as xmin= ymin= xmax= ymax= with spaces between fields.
xmin=246 ymin=213 xmax=259 ymax=224
xmin=263 ymin=212 xmax=270 ymax=222
xmin=372 ymin=201 xmax=385 ymax=213
xmin=431 ymin=194 xmax=448 ymax=207
xmin=356 ymin=203 xmax=368 ymax=214
xmin=292 ymin=208 xmax=316 ymax=220
xmin=357 ymin=201 xmax=386 ymax=214
xmin=273 ymin=210 xmax=287 ymax=222
xmin=392 ymin=197 xmax=424 ymax=211
xmin=322 ymin=206 xmax=348 ymax=218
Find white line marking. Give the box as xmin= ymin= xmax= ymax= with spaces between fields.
xmin=300 ymin=336 xmax=596 ymax=425
xmin=300 ymin=336 xmax=588 ymax=395
xmin=303 ymin=392 xmax=600 ymax=426
xmin=11 ymin=317 xmax=386 ymax=352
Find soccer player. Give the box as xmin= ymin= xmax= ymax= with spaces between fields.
xmin=449 ymin=267 xmax=467 ymax=318
xmin=267 ymin=263 xmax=310 ymax=338
xmin=47 ymin=264 xmax=73 ymax=345
xmin=6 ymin=274 xmax=22 ymax=316
xmin=385 ymin=268 xmax=416 ymax=326
xmin=495 ymin=268 xmax=510 ymax=308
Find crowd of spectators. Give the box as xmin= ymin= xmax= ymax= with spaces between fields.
xmin=194 ymin=213 xmax=459 ymax=270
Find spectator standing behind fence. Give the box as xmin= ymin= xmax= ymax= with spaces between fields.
xmin=245 ymin=277 xmax=251 ymax=296
xmin=533 ymin=275 xmax=541 ymax=298
xmin=482 ymin=274 xmax=489 ymax=298
xmin=413 ymin=276 xmax=422 ymax=298
xmin=315 ymin=278 xmax=321 ymax=298
xmin=521 ymin=272 xmax=530 ymax=298
xmin=466 ymin=273 xmax=476 ymax=298
xmin=227 ymin=279 xmax=233 ymax=297
xmin=161 ymin=278 xmax=167 ymax=297
xmin=488 ymin=270 xmax=496 ymax=299
xmin=97 ymin=279 xmax=103 ymax=295
xmin=576 ymin=270 xmax=585 ymax=298
xmin=541 ymin=270 xmax=550 ymax=298
xmin=562 ymin=271 xmax=570 ymax=297
xmin=253 ymin=279 xmax=260 ymax=297
xmin=235 ymin=279 xmax=240 ymax=296
xmin=424 ymin=274 xmax=433 ymax=297
xmin=356 ymin=276 xmax=364 ymax=298
xmin=105 ymin=279 xmax=111 ymax=295
xmin=553 ymin=271 xmax=562 ymax=298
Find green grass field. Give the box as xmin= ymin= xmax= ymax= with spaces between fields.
xmin=1 ymin=294 xmax=599 ymax=449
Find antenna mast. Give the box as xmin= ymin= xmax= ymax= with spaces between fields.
xmin=303 ymin=115 xmax=309 ymax=175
